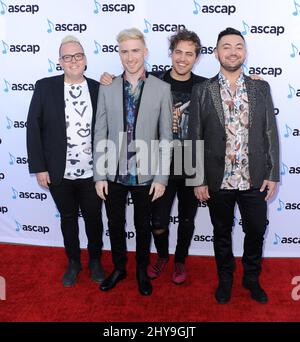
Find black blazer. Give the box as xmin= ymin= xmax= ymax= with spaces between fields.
xmin=189 ymin=74 xmax=280 ymax=191
xmin=26 ymin=74 xmax=99 ymax=185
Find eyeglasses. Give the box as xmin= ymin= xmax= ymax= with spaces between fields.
xmin=60 ymin=53 xmax=85 ymax=63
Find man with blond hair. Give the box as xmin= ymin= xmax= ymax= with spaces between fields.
xmin=27 ymin=35 xmax=104 ymax=287
xmin=93 ymin=28 xmax=172 ymax=296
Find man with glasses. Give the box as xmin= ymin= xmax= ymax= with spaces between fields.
xmin=27 ymin=35 xmax=105 ymax=287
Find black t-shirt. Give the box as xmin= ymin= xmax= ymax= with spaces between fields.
xmin=152 ymin=69 xmax=207 ymax=178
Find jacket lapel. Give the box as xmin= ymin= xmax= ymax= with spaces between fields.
xmin=54 ymin=74 xmax=66 ymax=132
xmin=244 ymin=75 xmax=256 ymax=128
xmin=209 ymin=75 xmax=225 ymax=127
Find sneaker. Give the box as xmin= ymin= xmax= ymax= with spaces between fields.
xmin=172 ymin=262 xmax=186 ymax=285
xmin=147 ymin=257 xmax=168 ymax=279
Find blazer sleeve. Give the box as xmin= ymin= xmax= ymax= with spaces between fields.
xmin=263 ymin=82 xmax=280 ymax=182
xmin=93 ymin=85 xmax=108 ymax=182
xmin=26 ymin=80 xmax=47 ymax=173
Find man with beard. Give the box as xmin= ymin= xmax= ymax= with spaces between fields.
xmin=189 ymin=27 xmax=279 ymax=304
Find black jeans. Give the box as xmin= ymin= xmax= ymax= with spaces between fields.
xmin=104 ymin=181 xmax=152 ymax=271
xmin=49 ymin=177 xmax=103 ymax=262
xmin=208 ymin=188 xmax=267 ymax=280
xmin=151 ymin=178 xmax=199 ymax=263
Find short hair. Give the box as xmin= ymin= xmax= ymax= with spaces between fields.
xmin=216 ymin=27 xmax=245 ymax=46
xmin=116 ymin=28 xmax=146 ymax=46
xmin=169 ymin=28 xmax=202 ymax=57
xmin=59 ymin=35 xmax=84 ymax=56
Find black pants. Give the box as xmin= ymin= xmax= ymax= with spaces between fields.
xmin=208 ymin=188 xmax=267 ymax=280
xmin=105 ymin=181 xmax=152 ymax=270
xmin=49 ymin=177 xmax=103 ymax=262
xmin=151 ymin=178 xmax=199 ymax=263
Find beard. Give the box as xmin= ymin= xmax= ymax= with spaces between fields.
xmin=220 ymin=59 xmax=244 ymax=73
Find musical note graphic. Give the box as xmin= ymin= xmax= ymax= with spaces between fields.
xmin=273 ymin=233 xmax=281 ymax=245
xmin=242 ymin=63 xmax=248 ymax=73
xmin=277 ymin=199 xmax=285 ymax=211
xmin=241 ymin=20 xmax=250 ymax=36
xmin=284 ymin=124 xmax=292 ymax=138
xmin=9 ymin=152 xmax=15 ymax=165
xmin=48 ymin=58 xmax=55 ymax=72
xmin=93 ymin=0 xmax=101 ymax=14
xmin=3 ymin=79 xmax=10 ymax=92
xmin=192 ymin=0 xmax=201 ymax=14
xmin=145 ymin=60 xmax=151 ymax=71
xmin=280 ymin=162 xmax=288 ymax=175
xmin=143 ymin=19 xmax=151 ymax=33
xmin=15 ymin=220 xmax=22 ymax=232
xmin=1 ymin=40 xmax=9 ymax=54
xmin=290 ymin=43 xmax=299 ymax=58
xmin=6 ymin=116 xmax=13 ymax=129
xmin=93 ymin=40 xmax=101 ymax=54
xmin=47 ymin=18 xmax=54 ymax=33
xmin=287 ymin=84 xmax=296 ymax=99
xmin=292 ymin=0 xmax=300 ymax=16
xmin=0 ymin=0 xmax=7 ymax=15
xmin=11 ymin=187 xmax=18 ymax=200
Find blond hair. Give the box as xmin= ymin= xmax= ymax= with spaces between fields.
xmin=116 ymin=28 xmax=146 ymax=46
xmin=59 ymin=35 xmax=84 ymax=56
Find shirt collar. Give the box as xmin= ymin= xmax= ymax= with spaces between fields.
xmin=218 ymin=71 xmax=244 ymax=88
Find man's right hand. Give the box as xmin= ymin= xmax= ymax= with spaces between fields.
xmin=36 ymin=172 xmax=50 ymax=188
xmin=194 ymin=185 xmax=210 ymax=201
xmin=95 ymin=180 xmax=108 ymax=200
xmin=99 ymin=72 xmax=114 ymax=85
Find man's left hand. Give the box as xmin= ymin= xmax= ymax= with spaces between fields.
xmin=149 ymin=182 xmax=165 ymax=202
xmin=260 ymin=180 xmax=277 ymax=201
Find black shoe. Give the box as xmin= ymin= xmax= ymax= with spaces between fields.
xmin=137 ymin=268 xmax=152 ymax=296
xmin=62 ymin=260 xmax=82 ymax=287
xmin=242 ymin=279 xmax=268 ymax=303
xmin=215 ymin=279 xmax=233 ymax=304
xmin=89 ymin=259 xmax=105 ymax=283
xmin=100 ymin=269 xmax=127 ymax=291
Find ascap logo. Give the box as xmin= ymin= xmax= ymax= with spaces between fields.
xmin=12 ymin=187 xmax=48 ymax=201
xmin=283 ymin=124 xmax=300 ymax=138
xmin=281 ymin=162 xmax=300 ymax=175
xmin=47 ymin=59 xmax=63 ymax=73
xmin=47 ymin=19 xmax=87 ymax=34
xmin=194 ymin=234 xmax=214 ymax=242
xmin=15 ymin=220 xmax=50 ymax=234
xmin=8 ymin=153 xmax=28 ymax=165
xmin=0 ymin=206 xmax=8 ymax=214
xmin=93 ymin=41 xmax=119 ymax=54
xmin=3 ymin=79 xmax=34 ymax=92
xmin=241 ymin=21 xmax=285 ymax=36
xmin=233 ymin=217 xmax=269 ymax=226
xmin=1 ymin=40 xmax=40 ymax=54
xmin=200 ymin=46 xmax=214 ymax=54
xmin=0 ymin=2 xmax=39 ymax=15
xmin=192 ymin=1 xmax=236 ymax=15
xmin=248 ymin=66 xmax=282 ymax=78
xmin=93 ymin=1 xmax=135 ymax=14
xmin=287 ymin=84 xmax=300 ymax=99
xmin=150 ymin=64 xmax=171 ymax=72
xmin=5 ymin=116 xmax=27 ymax=129
xmin=143 ymin=19 xmax=185 ymax=33
xmin=277 ymin=199 xmax=300 ymax=211
xmin=105 ymin=229 xmax=135 ymax=239
xmin=290 ymin=43 xmax=300 ymax=57
xmin=273 ymin=233 xmax=300 ymax=245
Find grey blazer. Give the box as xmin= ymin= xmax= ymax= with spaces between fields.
xmin=189 ymin=74 xmax=280 ymax=191
xmin=93 ymin=74 xmax=173 ymax=185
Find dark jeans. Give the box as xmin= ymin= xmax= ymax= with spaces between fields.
xmin=151 ymin=178 xmax=199 ymax=263
xmin=207 ymin=188 xmax=267 ymax=281
xmin=104 ymin=181 xmax=152 ymax=270
xmin=49 ymin=177 xmax=103 ymax=262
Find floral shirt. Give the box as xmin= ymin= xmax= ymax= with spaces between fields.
xmin=219 ymin=72 xmax=250 ymax=190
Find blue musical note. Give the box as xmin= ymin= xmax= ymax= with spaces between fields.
xmin=193 ymin=0 xmax=201 ymax=14
xmin=93 ymin=40 xmax=101 ymax=54
xmin=6 ymin=116 xmax=13 ymax=129
xmin=93 ymin=0 xmax=101 ymax=13
xmin=47 ymin=18 xmax=54 ymax=33
xmin=287 ymin=84 xmax=296 ymax=99
xmin=284 ymin=124 xmax=292 ymax=138
xmin=280 ymin=162 xmax=288 ymax=175
xmin=15 ymin=220 xmax=22 ymax=232
xmin=1 ymin=40 xmax=9 ymax=54
xmin=290 ymin=43 xmax=299 ymax=58
xmin=9 ymin=152 xmax=15 ymax=165
xmin=3 ymin=79 xmax=10 ymax=92
xmin=273 ymin=233 xmax=281 ymax=245
xmin=143 ymin=19 xmax=151 ymax=33
xmin=0 ymin=0 xmax=7 ymax=15
xmin=242 ymin=63 xmax=248 ymax=73
xmin=47 ymin=58 xmax=55 ymax=72
xmin=241 ymin=20 xmax=250 ymax=36
xmin=12 ymin=187 xmax=18 ymax=200
xmin=292 ymin=0 xmax=300 ymax=15
xmin=145 ymin=60 xmax=151 ymax=71
xmin=277 ymin=199 xmax=285 ymax=211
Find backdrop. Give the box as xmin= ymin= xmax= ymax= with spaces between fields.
xmin=1 ymin=0 xmax=300 ymax=257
